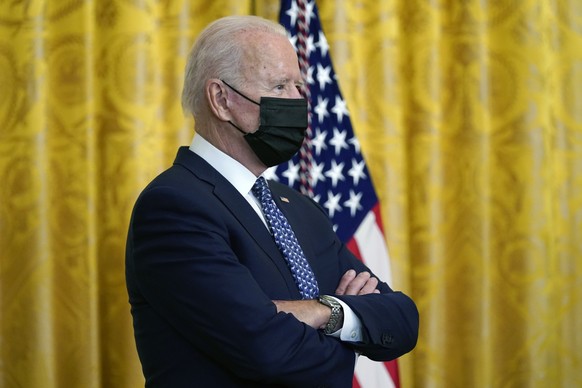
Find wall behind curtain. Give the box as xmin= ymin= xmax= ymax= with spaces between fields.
xmin=0 ymin=0 xmax=580 ymax=387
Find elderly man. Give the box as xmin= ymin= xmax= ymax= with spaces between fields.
xmin=126 ymin=15 xmax=418 ymax=387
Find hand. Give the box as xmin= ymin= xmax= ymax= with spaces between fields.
xmin=335 ymin=270 xmax=380 ymax=296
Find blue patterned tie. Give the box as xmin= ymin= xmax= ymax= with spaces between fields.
xmin=252 ymin=177 xmax=319 ymax=299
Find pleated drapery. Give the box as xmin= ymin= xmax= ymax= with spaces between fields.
xmin=0 ymin=1 xmax=580 ymax=387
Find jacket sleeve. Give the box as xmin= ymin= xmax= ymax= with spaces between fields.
xmin=335 ymin=267 xmax=419 ymax=360
xmin=296 ymin=191 xmax=419 ymax=361
xmin=127 ymin=184 xmax=356 ymax=386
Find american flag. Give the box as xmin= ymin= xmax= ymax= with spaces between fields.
xmin=265 ymin=1 xmax=401 ymax=387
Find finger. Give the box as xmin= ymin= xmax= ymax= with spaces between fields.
xmin=374 ymin=289 xmax=381 ymax=294
xmin=335 ymin=269 xmax=357 ymax=295
xmin=358 ymin=276 xmax=379 ymax=295
xmin=345 ymin=271 xmax=371 ymax=295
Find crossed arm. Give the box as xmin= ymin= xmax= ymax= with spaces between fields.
xmin=273 ymin=269 xmax=380 ymax=330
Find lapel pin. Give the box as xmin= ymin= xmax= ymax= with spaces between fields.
xmin=280 ymin=196 xmax=289 ymax=203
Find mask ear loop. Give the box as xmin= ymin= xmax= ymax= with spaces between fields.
xmin=221 ymin=80 xmax=260 ymax=136
xmin=227 ymin=120 xmax=249 ymax=135
xmin=221 ymin=80 xmax=260 ymax=106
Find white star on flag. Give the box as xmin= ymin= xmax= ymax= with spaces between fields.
xmin=348 ymin=158 xmax=367 ymax=186
xmin=331 ymin=95 xmax=349 ymax=123
xmin=282 ymin=161 xmax=300 ymax=187
xmin=316 ymin=63 xmax=332 ymax=90
xmin=311 ymin=128 xmax=327 ymax=156
xmin=344 ymin=190 xmax=363 ymax=216
xmin=329 ymin=127 xmax=349 ymax=155
xmin=324 ymin=159 xmax=345 ymax=187
xmin=314 ymin=96 xmax=329 ymax=123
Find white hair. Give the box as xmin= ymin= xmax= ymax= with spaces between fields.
xmin=181 ymin=15 xmax=287 ymax=118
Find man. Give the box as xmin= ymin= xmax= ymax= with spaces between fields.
xmin=126 ymin=15 xmax=418 ymax=387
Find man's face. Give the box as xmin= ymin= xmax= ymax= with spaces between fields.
xmin=228 ymin=32 xmax=304 ymax=132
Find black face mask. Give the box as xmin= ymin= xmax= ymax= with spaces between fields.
xmin=222 ymin=80 xmax=308 ymax=167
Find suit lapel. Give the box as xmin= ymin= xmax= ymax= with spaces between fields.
xmin=173 ymin=147 xmax=298 ymax=292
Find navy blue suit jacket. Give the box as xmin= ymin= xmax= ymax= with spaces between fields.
xmin=126 ymin=147 xmax=418 ymax=387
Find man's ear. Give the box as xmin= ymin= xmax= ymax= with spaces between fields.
xmin=206 ymin=79 xmax=231 ymax=121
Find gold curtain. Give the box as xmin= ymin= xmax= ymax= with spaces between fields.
xmin=1 ymin=0 xmax=580 ymax=387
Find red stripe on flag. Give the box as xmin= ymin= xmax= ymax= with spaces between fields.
xmin=346 ymin=237 xmax=363 ymax=262
xmin=386 ymin=360 xmax=400 ymax=388
xmin=371 ymin=203 xmax=385 ymax=236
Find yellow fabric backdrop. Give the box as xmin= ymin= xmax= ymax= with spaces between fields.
xmin=1 ymin=0 xmax=580 ymax=387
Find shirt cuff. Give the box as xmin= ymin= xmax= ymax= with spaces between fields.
xmin=326 ymin=296 xmax=363 ymax=342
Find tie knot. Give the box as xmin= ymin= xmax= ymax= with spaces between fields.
xmin=252 ymin=176 xmax=269 ymax=201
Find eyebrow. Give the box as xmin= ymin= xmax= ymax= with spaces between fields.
xmin=273 ymin=78 xmax=304 ymax=87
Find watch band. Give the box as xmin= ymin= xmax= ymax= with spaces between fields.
xmin=318 ymin=295 xmax=344 ymax=334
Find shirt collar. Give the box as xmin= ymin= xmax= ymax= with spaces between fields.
xmin=189 ymin=134 xmax=257 ymax=197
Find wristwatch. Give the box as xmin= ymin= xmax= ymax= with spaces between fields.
xmin=318 ymin=295 xmax=344 ymax=334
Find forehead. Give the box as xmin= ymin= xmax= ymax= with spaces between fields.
xmin=239 ymin=31 xmax=301 ymax=83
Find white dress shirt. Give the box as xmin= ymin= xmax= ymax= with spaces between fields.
xmin=189 ymin=134 xmax=362 ymax=342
